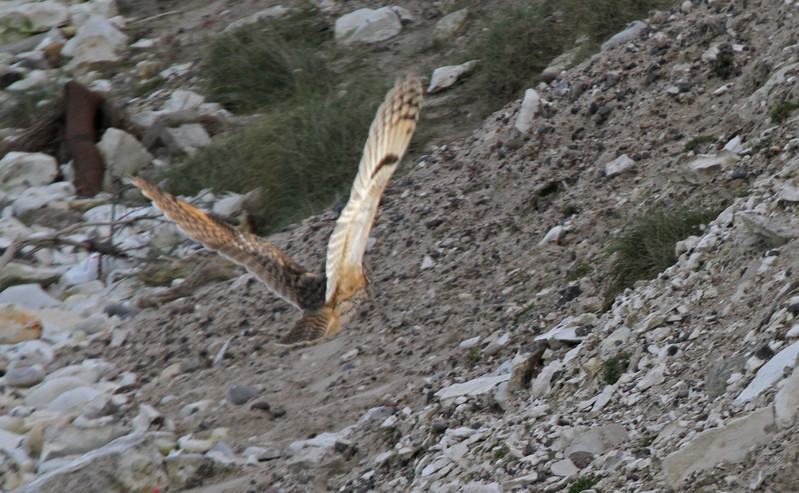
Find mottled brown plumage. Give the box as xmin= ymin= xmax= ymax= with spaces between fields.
xmin=133 ymin=75 xmax=423 ymax=345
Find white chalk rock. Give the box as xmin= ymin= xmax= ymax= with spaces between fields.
xmin=0 ymin=152 xmax=58 ymax=191
xmin=62 ymin=15 xmax=128 ymax=68
xmin=335 ymin=7 xmax=401 ymax=45
xmin=427 ymin=60 xmax=479 ymax=94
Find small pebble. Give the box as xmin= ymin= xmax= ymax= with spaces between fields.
xmin=227 ymin=384 xmax=258 ymax=405
xmin=251 ymin=401 xmax=271 ymax=412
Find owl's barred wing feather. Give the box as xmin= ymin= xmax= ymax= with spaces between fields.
xmin=132 ymin=177 xmax=324 ymax=311
xmin=325 ymin=75 xmax=423 ymax=305
xmin=132 ymin=75 xmax=423 ymax=347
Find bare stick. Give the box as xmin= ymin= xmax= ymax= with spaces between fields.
xmin=0 ymin=215 xmax=161 ymax=271
xmin=128 ymin=10 xmax=185 ymax=26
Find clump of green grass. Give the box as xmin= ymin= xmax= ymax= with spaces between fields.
xmin=568 ymin=474 xmax=599 ymax=493
xmin=0 ymin=83 xmax=60 ymax=128
xmin=770 ymin=100 xmax=799 ymax=124
xmin=132 ymin=77 xmax=164 ymax=98
xmin=138 ymin=257 xmax=199 ymax=287
xmin=568 ymin=261 xmax=592 ymax=282
xmin=512 ymin=302 xmax=536 ymax=326
xmin=465 ymin=4 xmax=563 ymax=105
xmin=467 ymin=0 xmax=668 ymax=105
xmin=493 ymin=444 xmax=510 ymax=460
xmin=466 ymin=347 xmax=482 ymax=363
xmin=561 ymin=204 xmax=579 ymax=217
xmin=202 ymin=9 xmax=331 ymax=113
xmin=157 ymin=9 xmax=397 ymax=234
xmin=603 ymin=352 xmax=631 ymax=385
xmin=603 ymin=205 xmax=723 ymax=308
xmin=162 ymin=82 xmax=386 ymax=233
xmin=636 ymin=433 xmax=655 ymax=452
xmin=711 ymin=45 xmax=735 ymax=79
xmin=682 ymin=135 xmax=714 ymax=153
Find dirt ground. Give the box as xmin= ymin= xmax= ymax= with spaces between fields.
xmin=44 ymin=0 xmax=799 ymax=491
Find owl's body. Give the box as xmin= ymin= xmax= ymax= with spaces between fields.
xmin=133 ymin=75 xmax=423 ymax=345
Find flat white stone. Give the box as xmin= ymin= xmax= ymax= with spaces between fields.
xmin=163 ymin=90 xmax=206 ymax=112
xmin=636 ymin=363 xmax=666 ymax=391
xmin=26 ymin=376 xmax=89 ymax=408
xmin=6 ymin=69 xmax=49 ymax=92
xmin=550 ymin=458 xmax=579 ymax=476
xmin=459 ymin=336 xmax=481 ymax=349
xmin=160 ymin=123 xmax=211 ymax=153
xmin=0 ymin=152 xmax=58 ymax=190
xmin=604 ymin=154 xmax=635 ymax=177
xmin=0 ymin=428 xmax=24 ymax=450
xmin=427 ymin=60 xmax=480 ymax=94
xmin=537 ymin=325 xmax=588 ymax=344
xmin=723 ymin=135 xmax=744 ymax=153
xmin=41 ymin=421 xmax=131 ymax=462
xmin=662 ymin=407 xmax=774 ymax=487
xmin=334 ymin=7 xmax=401 ymax=45
xmin=775 ymin=364 xmax=799 ymax=426
xmin=735 ymin=340 xmax=799 ymax=404
xmin=538 ymin=225 xmax=565 ymax=245
xmin=683 ymin=151 xmax=739 ymax=184
xmin=0 ymin=284 xmax=61 ymax=309
xmin=224 ymin=6 xmax=288 ymax=32
xmin=780 ymin=183 xmax=799 ymax=202
xmin=435 ymin=374 xmax=510 ymax=403
xmin=461 ymin=482 xmax=501 ymax=493
xmin=601 ymin=20 xmax=647 ymax=50
xmin=532 ymin=359 xmax=564 ymax=398
xmin=45 ymin=386 xmax=102 ymax=413
xmin=599 ymin=326 xmax=631 ymax=359
xmin=433 ymin=8 xmax=468 ymax=44
xmin=564 ymin=424 xmax=629 ymax=459
xmin=19 ymin=433 xmax=168 ymax=492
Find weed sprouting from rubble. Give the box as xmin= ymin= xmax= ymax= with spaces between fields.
xmin=603 ymin=205 xmax=723 ymax=308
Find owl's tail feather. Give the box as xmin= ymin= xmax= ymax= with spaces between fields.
xmin=275 ymin=306 xmax=341 ymax=346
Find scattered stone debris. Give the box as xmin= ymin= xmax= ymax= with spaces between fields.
xmin=2 ymin=1 xmax=799 ymax=492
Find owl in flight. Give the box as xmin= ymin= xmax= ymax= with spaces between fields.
xmin=133 ymin=75 xmax=423 ymax=345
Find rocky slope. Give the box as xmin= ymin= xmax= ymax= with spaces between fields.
xmin=2 ymin=0 xmax=799 ymax=492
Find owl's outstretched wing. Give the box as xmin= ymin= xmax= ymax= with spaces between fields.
xmin=132 ymin=177 xmax=324 ymax=311
xmin=324 ymin=75 xmax=423 ymax=309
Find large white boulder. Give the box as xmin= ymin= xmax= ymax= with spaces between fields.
xmin=0 ymin=1 xmax=69 ymax=44
xmin=433 ymin=8 xmax=468 ymax=44
xmin=62 ymin=14 xmax=128 ymax=68
xmin=0 ymin=152 xmax=58 ymax=191
xmin=335 ymin=7 xmax=401 ymax=45
xmin=96 ymin=128 xmax=152 ymax=189
xmin=601 ymin=20 xmax=647 ymax=51
xmin=68 ymin=0 xmax=119 ymax=28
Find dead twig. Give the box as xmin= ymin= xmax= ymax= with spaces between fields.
xmin=0 ymin=215 xmax=161 ymax=271
xmin=128 ymin=10 xmax=186 ymax=26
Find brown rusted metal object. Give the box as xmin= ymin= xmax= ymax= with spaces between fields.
xmin=64 ymin=80 xmax=106 ymax=196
